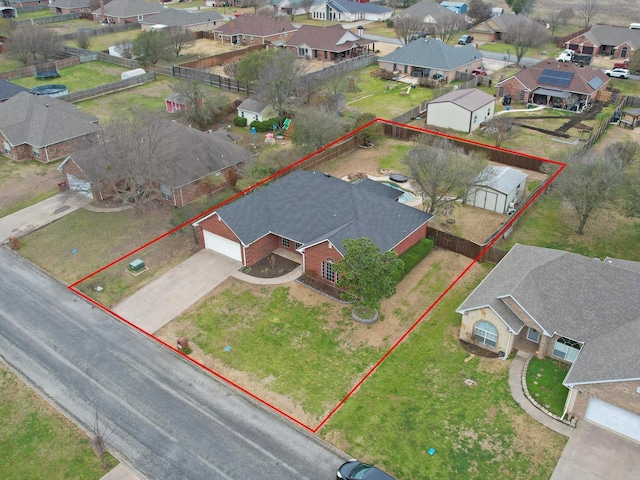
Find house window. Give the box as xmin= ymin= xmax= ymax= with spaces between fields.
xmin=282 ymin=238 xmax=290 ymax=247
xmin=621 ymin=47 xmax=628 ymax=58
xmin=474 ymin=321 xmax=498 ymax=348
xmin=498 ymin=87 xmax=504 ymax=97
xmin=473 ymin=115 xmax=478 ymax=124
xmin=250 ymin=36 xmax=254 ymax=43
xmin=487 ymin=108 xmax=491 ymax=116
xmin=242 ymin=36 xmax=246 ymax=42
xmin=298 ymin=47 xmax=306 ymax=56
xmin=32 ymin=146 xmax=40 ymax=158
xmin=526 ymin=327 xmax=540 ymax=344
xmin=137 ymin=14 xmax=143 ymax=21
xmin=295 ymin=242 xmax=302 ymax=249
xmin=553 ymin=337 xmax=581 ymax=363
xmin=322 ymin=258 xmax=338 ymax=283
xmin=3 ymin=142 xmax=11 ymax=155
xmin=160 ymin=184 xmax=172 ymax=201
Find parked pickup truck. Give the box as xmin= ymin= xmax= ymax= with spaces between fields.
xmin=555 ymin=49 xmax=593 ymax=67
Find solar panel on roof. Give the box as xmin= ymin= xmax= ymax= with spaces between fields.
xmin=588 ymin=77 xmax=604 ymax=90
xmin=539 ymin=68 xmax=575 ymax=87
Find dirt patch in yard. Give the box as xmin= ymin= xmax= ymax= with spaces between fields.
xmin=0 ymin=159 xmax=65 ymax=217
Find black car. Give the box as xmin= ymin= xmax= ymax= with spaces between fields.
xmin=336 ymin=460 xmax=395 ymax=480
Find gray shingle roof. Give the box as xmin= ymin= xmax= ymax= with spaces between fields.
xmin=205 ymin=170 xmax=432 ymax=255
xmin=0 ymin=79 xmax=29 ymax=102
xmin=328 ymin=0 xmax=392 ymax=15
xmin=379 ymin=39 xmax=483 ymax=71
xmin=92 ymin=0 xmax=162 ymax=18
xmin=49 ymin=0 xmax=94 ymax=9
xmin=582 ymin=24 xmax=640 ymax=50
xmin=237 ymin=98 xmax=270 ymax=114
xmin=400 ymin=0 xmax=462 ymax=22
xmin=214 ymin=14 xmax=296 ymax=38
xmin=428 ymin=88 xmax=495 ymax=111
xmin=457 ymin=244 xmax=640 ymax=384
xmin=284 ymin=24 xmax=372 ymax=53
xmin=0 ymin=91 xmax=99 ymax=148
xmin=139 ymin=7 xmax=224 ymax=26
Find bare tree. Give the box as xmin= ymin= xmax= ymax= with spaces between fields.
xmin=235 ymin=147 xmax=301 ymax=192
xmin=223 ymin=59 xmax=240 ymax=80
xmin=578 ymin=0 xmax=599 ymax=28
xmin=557 ymin=6 xmax=574 ymax=25
xmin=289 ymin=106 xmax=346 ymax=154
xmin=505 ymin=0 xmax=536 ymax=15
xmin=554 ymin=154 xmax=623 ymax=235
xmin=36 ymin=28 xmax=64 ymax=62
xmin=403 ymin=135 xmax=490 ymax=215
xmin=604 ymin=140 xmax=639 ymax=169
xmin=467 ymin=0 xmax=494 ymax=23
xmin=4 ymin=26 xmax=36 ymax=66
xmin=426 ymin=11 xmax=464 ymax=44
xmin=167 ymin=26 xmax=195 ymax=58
xmin=256 ymin=5 xmax=277 ymax=18
xmin=169 ymin=78 xmax=228 ymax=129
xmin=623 ymin=171 xmax=640 ymax=218
xmin=257 ymin=49 xmax=305 ymax=121
xmin=502 ymin=16 xmax=549 ymax=65
xmin=115 ymin=41 xmax=134 ymax=59
xmin=394 ymin=16 xmax=427 ymax=45
xmin=543 ymin=10 xmax=563 ymax=37
xmin=480 ymin=116 xmax=519 ymax=147
xmin=91 ymin=409 xmax=113 ymax=468
xmin=290 ymin=0 xmax=315 ymax=19
xmin=76 ymin=30 xmax=92 ymax=50
xmin=628 ymin=49 xmax=640 ymax=74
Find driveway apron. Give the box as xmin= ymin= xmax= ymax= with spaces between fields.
xmin=113 ymin=250 xmax=241 ymax=333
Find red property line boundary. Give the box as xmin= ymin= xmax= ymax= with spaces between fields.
xmin=68 ymin=119 xmax=566 ymax=434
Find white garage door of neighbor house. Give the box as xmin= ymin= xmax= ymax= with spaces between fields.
xmin=67 ymin=174 xmax=93 ymax=198
xmin=203 ymin=230 xmax=242 ymax=262
xmin=584 ymin=397 xmax=640 ymax=442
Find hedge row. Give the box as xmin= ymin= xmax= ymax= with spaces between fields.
xmin=395 ymin=238 xmax=434 ymax=282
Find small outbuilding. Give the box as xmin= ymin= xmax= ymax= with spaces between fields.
xmin=237 ymin=98 xmax=276 ymax=123
xmin=121 ymin=68 xmax=146 ymax=80
xmin=466 ymin=166 xmax=527 ymax=214
xmin=426 ymin=88 xmax=495 ymax=133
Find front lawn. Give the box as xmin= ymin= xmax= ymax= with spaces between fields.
xmin=0 ymin=363 xmax=116 ymax=479
xmin=11 ymin=61 xmax=128 ymax=92
xmin=525 ymin=357 xmax=570 ymax=416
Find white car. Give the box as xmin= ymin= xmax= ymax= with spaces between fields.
xmin=604 ymin=68 xmax=630 ymax=78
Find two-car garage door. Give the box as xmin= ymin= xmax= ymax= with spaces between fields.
xmin=203 ymin=230 xmax=242 ymax=262
xmin=585 ymin=397 xmax=640 ymax=442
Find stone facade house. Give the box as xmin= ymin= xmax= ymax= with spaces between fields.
xmin=284 ymin=24 xmax=373 ymax=62
xmin=456 ymin=244 xmax=640 ymax=441
xmin=0 ymin=92 xmax=100 ymax=163
xmin=562 ymin=24 xmax=640 ymax=60
xmin=213 ymin=15 xmax=297 ymax=45
xmin=193 ymin=170 xmax=432 ymax=285
xmin=495 ymin=59 xmax=609 ymax=108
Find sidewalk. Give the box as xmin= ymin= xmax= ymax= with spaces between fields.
xmin=508 ymin=351 xmax=574 ymax=437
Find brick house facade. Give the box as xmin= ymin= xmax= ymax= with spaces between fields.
xmin=213 ymin=15 xmax=297 ymax=46
xmin=562 ymin=25 xmax=640 ymax=59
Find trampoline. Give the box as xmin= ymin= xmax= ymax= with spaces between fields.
xmin=30 ymin=85 xmax=69 ymax=98
xmin=35 ymin=63 xmax=60 ymax=80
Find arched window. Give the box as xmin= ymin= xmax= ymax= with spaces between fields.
xmin=621 ymin=47 xmax=628 ymax=58
xmin=553 ymin=337 xmax=581 ymax=363
xmin=474 ymin=321 xmax=498 ymax=348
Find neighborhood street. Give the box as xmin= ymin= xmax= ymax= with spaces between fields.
xmin=0 ymin=248 xmax=345 ymax=479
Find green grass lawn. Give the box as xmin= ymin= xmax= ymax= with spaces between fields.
xmin=15 ymin=9 xmax=55 ymax=20
xmin=66 ymin=30 xmax=140 ymax=53
xmin=0 ymin=364 xmax=116 ymax=480
xmin=525 ymin=357 xmax=570 ymax=416
xmin=11 ymin=61 xmax=128 ymax=92
xmin=321 ymin=274 xmax=567 ymax=479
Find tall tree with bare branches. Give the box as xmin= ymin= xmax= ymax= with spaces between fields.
xmin=578 ymin=0 xmax=599 ymax=28
xmin=502 ymin=16 xmax=549 ymax=65
xmin=394 ymin=16 xmax=427 ymax=44
xmin=426 ymin=11 xmax=464 ymax=44
xmin=167 ymin=26 xmax=195 ymax=58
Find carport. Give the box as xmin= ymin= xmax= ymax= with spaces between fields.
xmin=531 ymin=88 xmax=572 ymax=108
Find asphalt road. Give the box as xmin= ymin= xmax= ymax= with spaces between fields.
xmin=0 ymin=248 xmax=345 ymax=480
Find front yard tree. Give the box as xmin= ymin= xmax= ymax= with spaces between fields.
xmin=555 ymin=154 xmax=623 ymax=235
xmin=167 ymin=26 xmax=195 ymax=58
xmin=481 ymin=116 xmax=519 ymax=147
xmin=291 ymin=0 xmax=315 ymax=19
xmin=336 ymin=238 xmax=404 ymax=321
xmin=467 ymin=0 xmax=493 ymax=23
xmin=169 ymin=78 xmax=228 ymax=129
xmin=505 ymin=0 xmax=536 ymax=15
xmin=425 ymin=11 xmax=463 ymax=44
xmin=502 ymin=16 xmax=549 ymax=65
xmin=578 ymin=0 xmax=599 ymax=28
xmin=394 ymin=16 xmax=426 ymax=45
xmin=403 ymin=135 xmax=490 ymax=215
xmin=132 ymin=30 xmax=171 ymax=65
xmin=628 ymin=50 xmax=640 ymax=74
xmin=257 ymin=49 xmax=305 ymax=121
xmin=289 ymin=107 xmax=346 ymax=154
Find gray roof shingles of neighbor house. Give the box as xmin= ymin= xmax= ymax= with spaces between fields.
xmin=49 ymin=0 xmax=94 ymax=9
xmin=328 ymin=0 xmax=392 ymax=15
xmin=0 ymin=91 xmax=99 ymax=147
xmin=0 ymin=79 xmax=29 ymax=102
xmin=400 ymin=0 xmax=463 ymax=21
xmin=285 ymin=24 xmax=373 ymax=53
xmin=92 ymin=0 xmax=162 ymax=18
xmin=456 ymin=244 xmax=640 ymax=386
xmin=139 ymin=7 xmax=224 ymax=27
xmin=213 ymin=170 xmax=432 ymax=255
xmin=379 ymin=38 xmax=483 ymax=71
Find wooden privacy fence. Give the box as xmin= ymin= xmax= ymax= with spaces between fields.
xmin=427 ymin=228 xmax=507 ymax=264
xmin=60 ymin=72 xmax=156 ymax=102
xmin=59 ymin=23 xmax=140 ymax=41
xmin=179 ymin=43 xmax=265 ymax=69
xmin=14 ymin=12 xmax=81 ymax=27
xmin=0 ymin=56 xmax=79 ymax=80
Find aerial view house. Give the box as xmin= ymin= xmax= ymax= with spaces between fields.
xmin=236 ymin=98 xmax=276 ymax=123
xmin=277 ymin=0 xmax=323 ymax=17
xmin=0 ymin=79 xmax=28 ymax=103
xmin=0 ymin=92 xmax=100 ymax=163
xmin=92 ymin=0 xmax=162 ymax=25
xmin=309 ymin=0 xmax=393 ymax=22
xmin=456 ymin=244 xmax=640 ymax=442
xmin=469 ymin=14 xmax=536 ymax=43
xmin=465 ymin=165 xmax=527 ymax=214
xmin=378 ymin=38 xmax=483 ymax=83
xmin=139 ymin=8 xmax=225 ymax=32
xmin=60 ymin=122 xmax=256 ymax=206
xmin=213 ymin=15 xmax=297 ymax=45
xmin=193 ymin=170 xmax=432 ymax=284
xmin=495 ymin=59 xmax=609 ymax=108
xmin=49 ymin=0 xmax=95 ymax=15
xmin=397 ymin=0 xmax=465 ymax=30
xmin=562 ymin=24 xmax=640 ymax=59
xmin=425 ymin=88 xmax=495 ymax=133
xmin=284 ymin=24 xmax=374 ymax=62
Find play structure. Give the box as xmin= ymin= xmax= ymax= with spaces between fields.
xmin=277 ymin=118 xmax=292 ymax=138
xmin=30 ymin=84 xmax=69 ymax=98
xmin=35 ymin=62 xmax=60 ymax=80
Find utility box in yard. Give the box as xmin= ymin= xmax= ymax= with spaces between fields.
xmin=129 ymin=259 xmax=145 ymax=272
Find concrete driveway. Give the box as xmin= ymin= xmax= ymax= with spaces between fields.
xmin=551 ymin=420 xmax=640 ymax=480
xmin=113 ymin=249 xmax=241 ymax=333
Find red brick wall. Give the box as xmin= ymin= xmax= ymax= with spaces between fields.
xmin=496 ymin=77 xmax=529 ymax=103
xmin=244 ymin=233 xmax=280 ymax=266
xmin=570 ymin=380 xmax=640 ymax=419
xmin=195 ymin=213 xmax=240 ymax=249
xmin=394 ymin=223 xmax=428 ymax=255
xmin=303 ymin=241 xmax=343 ymax=285
xmin=61 ymin=159 xmax=99 ymax=201
xmin=2 ymin=131 xmax=98 ymax=163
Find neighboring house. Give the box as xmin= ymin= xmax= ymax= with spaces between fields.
xmin=49 ymin=0 xmax=95 ymax=15
xmin=562 ymin=24 xmax=640 ymax=59
xmin=0 ymin=79 xmax=29 ymax=103
xmin=236 ymin=98 xmax=276 ymax=123
xmin=92 ymin=0 xmax=162 ymax=24
xmin=397 ymin=1 xmax=465 ymax=28
xmin=440 ymin=1 xmax=467 ymax=14
xmin=456 ymin=244 xmax=640 ymax=442
xmin=425 ymin=88 xmax=494 ymax=133
xmin=284 ymin=24 xmax=374 ymax=62
xmin=59 ymin=122 xmax=256 ymax=206
xmin=309 ymin=0 xmax=393 ymax=22
xmin=213 ymin=15 xmax=297 ymax=45
xmin=378 ymin=38 xmax=483 ymax=83
xmin=465 ymin=165 xmax=526 ymax=213
xmin=0 ymin=91 xmax=100 ymax=163
xmin=277 ymin=0 xmax=324 ymax=17
xmin=469 ymin=14 xmax=534 ymax=43
xmin=192 ymin=170 xmax=432 ymax=284
xmin=495 ymin=59 xmax=609 ymax=108
xmin=139 ymin=8 xmax=225 ymax=32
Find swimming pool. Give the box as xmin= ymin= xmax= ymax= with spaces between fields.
xmin=381 ymin=181 xmax=416 ymax=204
